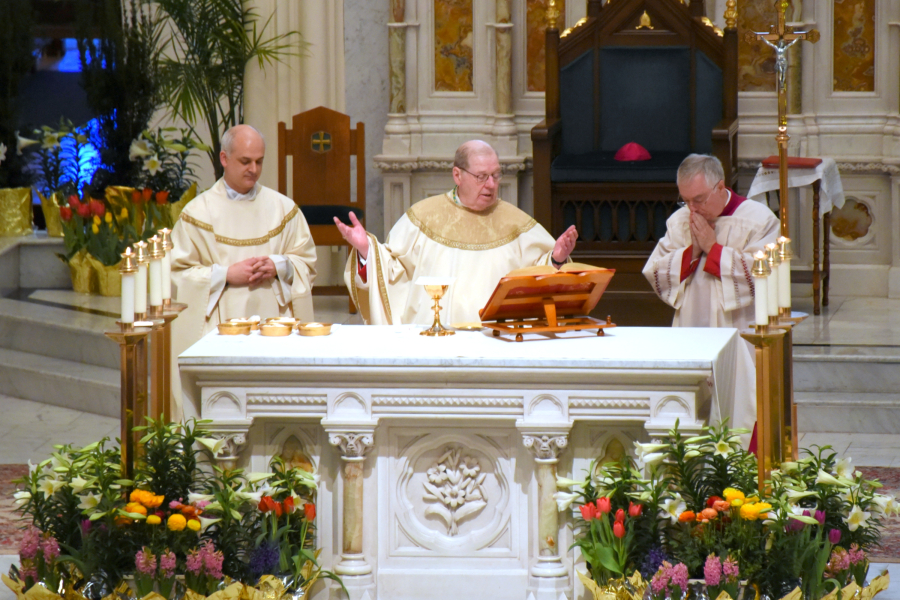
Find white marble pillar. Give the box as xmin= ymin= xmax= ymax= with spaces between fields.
xmin=327 ymin=429 xmax=376 ymax=600
xmin=491 ymin=0 xmax=515 ymax=136
xmin=522 ymin=432 xmax=571 ymax=600
xmin=385 ymin=0 xmax=409 ymax=136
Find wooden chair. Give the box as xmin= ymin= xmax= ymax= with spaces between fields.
xmin=278 ymin=106 xmax=365 ymax=312
xmin=531 ymin=0 xmax=738 ymax=326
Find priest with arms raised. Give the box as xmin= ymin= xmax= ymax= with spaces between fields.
xmin=643 ymin=154 xmax=779 ymax=330
xmin=170 ymin=124 xmax=317 ymax=339
xmin=335 ymin=140 xmax=578 ymax=325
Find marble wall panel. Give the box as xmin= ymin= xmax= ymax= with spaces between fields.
xmin=832 ymin=0 xmax=875 ymax=92
xmin=737 ymin=0 xmax=800 ymax=92
xmin=434 ymin=0 xmax=474 ymax=92
xmin=526 ymin=0 xmax=566 ymax=92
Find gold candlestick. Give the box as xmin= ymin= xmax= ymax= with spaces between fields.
xmin=150 ymin=302 xmax=188 ymax=421
xmin=134 ymin=241 xmax=149 ymax=321
xmin=159 ymin=227 xmax=174 ymax=309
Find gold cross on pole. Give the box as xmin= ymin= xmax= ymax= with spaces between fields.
xmin=744 ymin=1 xmax=819 ymax=236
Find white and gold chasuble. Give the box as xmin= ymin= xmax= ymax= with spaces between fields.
xmin=171 ymin=179 xmax=317 ymax=341
xmin=345 ymin=191 xmax=557 ymax=325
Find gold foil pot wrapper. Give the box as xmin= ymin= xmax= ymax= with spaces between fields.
xmin=0 ymin=187 xmax=33 ymax=236
xmin=86 ymin=254 xmax=122 ymax=297
xmin=575 ymin=571 xmax=646 ymax=600
xmin=38 ymin=191 xmax=64 ymax=238
xmin=66 ymin=249 xmax=98 ymax=294
xmin=169 ymin=182 xmax=197 ymax=225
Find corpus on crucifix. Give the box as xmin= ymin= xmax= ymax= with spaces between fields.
xmin=744 ymin=0 xmax=820 ymax=236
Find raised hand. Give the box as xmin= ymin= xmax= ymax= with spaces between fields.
xmin=334 ymin=211 xmax=369 ymax=259
xmin=552 ymin=225 xmax=578 ymax=264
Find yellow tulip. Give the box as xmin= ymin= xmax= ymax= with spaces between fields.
xmin=91 ymin=224 xmax=99 ymax=234
xmin=120 ymin=208 xmax=128 ymax=220
xmin=104 ymin=212 xmax=112 ymax=224
xmin=93 ymin=215 xmax=101 ymax=225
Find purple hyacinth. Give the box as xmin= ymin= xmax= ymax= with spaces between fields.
xmin=249 ymin=542 xmax=280 ymax=577
xmin=703 ymin=555 xmax=722 ymax=587
xmin=641 ymin=546 xmax=669 ymax=580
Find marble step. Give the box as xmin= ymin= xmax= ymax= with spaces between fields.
xmin=0 ymin=295 xmax=119 ymax=370
xmin=0 ymin=347 xmax=119 ymax=417
xmin=796 ymin=391 xmax=900 ymax=434
xmin=793 ymin=345 xmax=900 ymax=394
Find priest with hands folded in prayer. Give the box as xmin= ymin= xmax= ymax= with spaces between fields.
xmin=335 ymin=140 xmax=578 ymax=325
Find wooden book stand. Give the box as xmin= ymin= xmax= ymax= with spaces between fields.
xmin=478 ymin=267 xmax=616 ymax=342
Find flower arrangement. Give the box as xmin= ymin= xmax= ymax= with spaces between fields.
xmin=555 ymin=421 xmax=898 ymax=600
xmin=129 ymin=128 xmax=208 ymax=206
xmin=5 ymin=418 xmax=343 ymax=600
xmin=18 ymin=119 xmax=96 ymax=199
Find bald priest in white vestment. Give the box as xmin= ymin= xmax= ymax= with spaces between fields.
xmin=171 ymin=124 xmax=317 ymax=341
xmin=334 ymin=140 xmax=578 ymax=325
xmin=643 ymin=154 xmax=779 ymax=331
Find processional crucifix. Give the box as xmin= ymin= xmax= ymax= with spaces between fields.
xmin=745 ymin=0 xmax=820 ymax=236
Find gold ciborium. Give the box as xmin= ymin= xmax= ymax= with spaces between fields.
xmin=416 ymin=277 xmax=455 ymax=336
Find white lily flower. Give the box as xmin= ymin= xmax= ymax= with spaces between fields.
xmin=237 ymin=490 xmax=263 ymax=505
xmin=871 ymin=494 xmax=897 ymax=517
xmin=39 ymin=478 xmax=66 ymax=496
xmin=13 ymin=491 xmax=31 ymax=506
xmin=78 ymin=492 xmax=101 ymax=511
xmin=713 ymin=439 xmax=732 ymax=458
xmin=195 ymin=437 xmax=226 ymax=456
xmin=633 ymin=441 xmax=667 ymax=460
xmin=641 ymin=452 xmax=666 ymax=467
xmin=28 ymin=460 xmax=37 ymax=473
xmin=780 ymin=461 xmax=799 ymax=474
xmin=246 ymin=472 xmax=275 ymax=484
xmin=188 ymin=492 xmax=215 ymax=504
xmin=42 ymin=132 xmax=60 ymax=149
xmin=203 ymin=501 xmax=223 ymax=512
xmin=815 ymin=470 xmax=848 ymax=487
xmin=785 ymin=489 xmax=818 ymax=501
xmin=128 ymin=139 xmax=152 ymax=161
xmin=0 ymin=142 xmax=6 ymax=165
xmin=556 ymin=476 xmax=582 ymax=489
xmin=834 ymin=458 xmax=853 ymax=479
xmin=69 ymin=476 xmax=90 ymax=494
xmin=683 ymin=450 xmax=701 ymax=459
xmin=16 ymin=134 xmax=38 ymax=154
xmin=553 ymin=491 xmax=580 ymax=512
xmin=198 ymin=516 xmax=222 ymax=531
xmin=144 ymin=155 xmax=161 ymax=175
xmin=844 ymin=505 xmax=871 ymax=532
xmin=660 ymin=494 xmax=686 ymax=523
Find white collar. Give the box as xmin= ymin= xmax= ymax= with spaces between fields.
xmin=223 ymin=179 xmax=260 ymax=202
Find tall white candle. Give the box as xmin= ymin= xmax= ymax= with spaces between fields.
xmin=135 ymin=262 xmax=147 ymax=314
xmin=766 ymin=244 xmax=779 ymax=317
xmin=161 ymin=253 xmax=171 ymax=301
xmin=754 ymin=273 xmax=768 ymax=327
xmin=777 ymin=236 xmax=792 ymax=309
xmin=121 ymin=272 xmax=135 ymax=324
xmin=149 ymin=259 xmax=162 ymax=308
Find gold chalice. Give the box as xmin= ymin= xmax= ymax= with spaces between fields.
xmin=416 ymin=277 xmax=455 ymax=337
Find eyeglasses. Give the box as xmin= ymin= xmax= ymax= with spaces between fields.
xmin=458 ymin=166 xmax=503 ymax=184
xmin=677 ymin=180 xmax=722 ymax=208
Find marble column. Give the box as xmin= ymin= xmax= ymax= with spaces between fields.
xmin=386 ymin=0 xmax=409 ymax=135
xmin=491 ymin=0 xmax=516 ymax=136
xmin=328 ymin=429 xmax=376 ymax=598
xmin=522 ymin=432 xmax=571 ymax=600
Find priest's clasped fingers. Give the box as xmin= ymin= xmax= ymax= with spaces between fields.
xmin=248 ymin=257 xmax=276 ymax=284
xmin=334 ymin=211 xmax=369 ymax=259
xmin=689 ymin=212 xmax=717 ymax=255
xmin=552 ymin=225 xmax=578 ymax=264
xmin=227 ymin=256 xmax=276 ymax=286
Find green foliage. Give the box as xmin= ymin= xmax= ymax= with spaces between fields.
xmin=150 ymin=0 xmax=306 ymax=178
xmin=0 ymin=0 xmax=35 ymax=188
xmin=75 ymin=0 xmax=162 ymax=186
xmin=134 ymin=417 xmax=206 ymax=504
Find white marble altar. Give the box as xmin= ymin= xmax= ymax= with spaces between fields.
xmin=178 ymin=325 xmax=753 ymax=600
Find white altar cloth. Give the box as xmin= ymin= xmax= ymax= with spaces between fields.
xmin=746 ymin=157 xmax=845 ymax=216
xmin=178 ymin=325 xmax=755 ymax=600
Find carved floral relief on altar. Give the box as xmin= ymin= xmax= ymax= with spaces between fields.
xmin=830 ymin=197 xmax=873 ymax=242
xmin=434 ymin=0 xmax=474 ymax=92
xmin=526 ymin=0 xmax=566 ymax=92
xmin=391 ymin=429 xmax=514 ymax=555
xmin=832 ymin=0 xmax=875 ymax=92
xmin=737 ymin=0 xmax=798 ymax=92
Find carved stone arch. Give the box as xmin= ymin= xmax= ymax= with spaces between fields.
xmin=331 ymin=391 xmax=370 ymax=419
xmin=203 ymin=391 xmax=244 ymax=419
xmin=268 ymin=425 xmax=319 ymax=474
xmin=590 ymin=430 xmax=639 ymax=471
xmin=526 ymin=393 xmax=566 ymax=421
xmin=654 ymin=395 xmax=691 ymax=419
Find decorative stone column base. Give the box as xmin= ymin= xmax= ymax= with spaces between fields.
xmin=531 ymin=555 xmax=568 ymax=578
xmin=526 ymin=569 xmax=571 ymax=600
xmin=332 ymin=572 xmax=376 ymax=600
xmin=334 ymin=553 xmax=372 ymax=576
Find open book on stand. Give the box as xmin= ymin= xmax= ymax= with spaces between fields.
xmin=478 ymin=262 xmax=616 ymax=342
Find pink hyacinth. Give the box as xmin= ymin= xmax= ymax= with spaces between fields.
xmin=19 ymin=566 xmax=37 ymax=582
xmin=849 ymin=544 xmax=866 ymax=565
xmin=135 ymin=548 xmax=157 ymax=576
xmin=159 ymin=550 xmax=177 ymax=578
xmin=651 ymin=562 xmax=672 ymax=595
xmin=704 ymin=555 xmax=722 ymax=587
xmin=185 ymin=549 xmax=203 ymax=575
xmin=40 ymin=536 xmax=60 ymax=561
xmin=200 ymin=541 xmax=224 ymax=579
xmin=722 ymin=556 xmax=740 ymax=582
xmin=19 ymin=527 xmax=41 ymax=560
xmin=669 ymin=562 xmax=690 ymax=592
